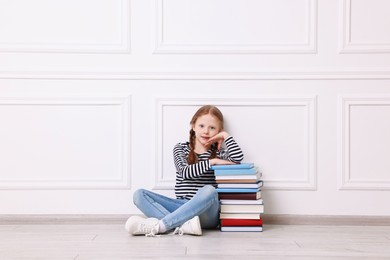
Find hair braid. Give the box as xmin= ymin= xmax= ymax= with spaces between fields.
xmin=188 ymin=129 xmax=197 ymax=164
xmin=210 ymin=144 xmax=218 ymax=160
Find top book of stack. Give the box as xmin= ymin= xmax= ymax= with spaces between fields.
xmin=211 ymin=163 xmax=261 ymax=182
xmin=211 ymin=163 xmax=254 ymax=170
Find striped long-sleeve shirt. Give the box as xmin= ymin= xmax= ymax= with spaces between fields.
xmin=173 ymin=136 xmax=244 ymax=199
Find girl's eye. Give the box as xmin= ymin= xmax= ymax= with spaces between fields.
xmin=211 ymin=127 xmax=215 ymax=130
xmin=199 ymin=124 xmax=204 ymax=128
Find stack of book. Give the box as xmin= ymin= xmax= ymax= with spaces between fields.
xmin=211 ymin=163 xmax=264 ymax=232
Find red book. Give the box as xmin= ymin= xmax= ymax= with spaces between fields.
xmin=221 ymin=218 xmax=263 ymax=227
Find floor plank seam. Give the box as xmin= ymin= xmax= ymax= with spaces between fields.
xmin=294 ymin=241 xmax=302 ymax=248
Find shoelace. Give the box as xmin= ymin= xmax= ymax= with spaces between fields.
xmin=172 ymin=227 xmax=184 ymax=236
xmin=137 ymin=223 xmax=160 ymax=237
xmin=145 ymin=230 xmax=160 ymax=237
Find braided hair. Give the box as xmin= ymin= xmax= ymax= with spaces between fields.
xmin=188 ymin=105 xmax=224 ymax=164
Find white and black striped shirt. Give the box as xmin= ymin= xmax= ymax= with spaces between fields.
xmin=173 ymin=136 xmax=244 ymax=199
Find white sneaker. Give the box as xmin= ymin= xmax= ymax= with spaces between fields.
xmin=173 ymin=216 xmax=202 ymax=236
xmin=125 ymin=216 xmax=160 ymax=237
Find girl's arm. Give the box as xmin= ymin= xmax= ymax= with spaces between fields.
xmin=173 ymin=143 xmax=212 ymax=179
xmin=205 ymin=131 xmax=229 ymax=150
xmin=217 ymin=136 xmax=244 ymax=163
xmin=173 ymin=135 xmax=244 ymax=179
xmin=206 ymin=131 xmax=244 ymax=163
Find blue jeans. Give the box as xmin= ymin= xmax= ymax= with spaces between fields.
xmin=133 ymin=185 xmax=220 ymax=231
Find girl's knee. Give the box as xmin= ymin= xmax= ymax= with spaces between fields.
xmin=133 ymin=188 xmax=146 ymax=206
xmin=199 ymin=185 xmax=218 ymax=200
xmin=204 ymin=185 xmax=217 ymax=195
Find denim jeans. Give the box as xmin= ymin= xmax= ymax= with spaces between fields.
xmin=133 ymin=185 xmax=220 ymax=231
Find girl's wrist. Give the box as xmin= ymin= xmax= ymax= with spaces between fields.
xmin=209 ymin=159 xmax=215 ymax=166
xmin=221 ymin=131 xmax=229 ymax=139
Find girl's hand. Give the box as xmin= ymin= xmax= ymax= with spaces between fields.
xmin=210 ymin=158 xmax=237 ymax=166
xmin=206 ymin=131 xmax=229 ymax=150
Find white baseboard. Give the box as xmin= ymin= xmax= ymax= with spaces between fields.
xmin=263 ymin=214 xmax=390 ymax=226
xmin=0 ymin=214 xmax=130 ymax=225
xmin=1 ymin=214 xmax=390 ymax=226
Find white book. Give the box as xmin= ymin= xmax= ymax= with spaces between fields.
xmin=220 ymin=213 xmax=261 ymax=219
xmin=220 ymin=199 xmax=264 ymax=205
xmin=220 ymin=204 xmax=264 ymax=214
xmin=215 ymin=171 xmax=261 ymax=180
xmin=221 ymin=226 xmax=263 ymax=232
xmin=217 ymin=181 xmax=263 ymax=189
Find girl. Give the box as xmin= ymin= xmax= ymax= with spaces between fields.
xmin=125 ymin=105 xmax=244 ymax=236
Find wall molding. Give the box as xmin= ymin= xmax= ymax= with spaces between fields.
xmin=0 ymin=94 xmax=132 ymax=189
xmin=0 ymin=0 xmax=131 ymax=54
xmin=153 ymin=0 xmax=317 ymax=54
xmin=153 ymin=97 xmax=317 ymax=191
xmin=339 ymin=0 xmax=390 ymax=53
xmin=2 ymin=69 xmax=390 ymax=80
xmin=338 ymin=95 xmax=390 ymax=190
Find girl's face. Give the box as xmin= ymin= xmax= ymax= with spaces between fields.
xmin=192 ymin=114 xmax=222 ymax=148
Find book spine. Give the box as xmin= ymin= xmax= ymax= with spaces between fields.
xmin=219 ymin=180 xmax=262 ymax=184
xmin=220 ymin=205 xmax=264 ymax=214
xmin=217 ymin=188 xmax=260 ymax=193
xmin=221 ymin=218 xmax=263 ymax=226
xmin=220 ymin=226 xmax=263 ymax=232
xmin=220 ymin=213 xmax=261 ymax=219
xmin=220 ymin=199 xmax=264 ymax=205
xmin=218 ymin=193 xmax=260 ymax=200
xmin=214 ymin=168 xmax=258 ymax=175
xmin=211 ymin=163 xmax=254 ymax=170
xmin=217 ymin=181 xmax=263 ymax=188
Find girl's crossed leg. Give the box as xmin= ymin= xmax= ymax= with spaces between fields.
xmin=133 ymin=185 xmax=220 ymax=232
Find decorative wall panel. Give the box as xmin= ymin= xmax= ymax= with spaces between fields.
xmin=0 ymin=0 xmax=130 ymax=53
xmin=339 ymin=95 xmax=390 ymax=189
xmin=155 ymin=97 xmax=317 ymax=190
xmin=154 ymin=0 xmax=317 ymax=54
xmin=0 ymin=94 xmax=131 ymax=189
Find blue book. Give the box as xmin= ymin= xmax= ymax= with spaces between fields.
xmin=216 ymin=187 xmax=260 ymax=193
xmin=213 ymin=167 xmax=258 ymax=176
xmin=211 ymin=163 xmax=254 ymax=170
xmin=217 ymin=181 xmax=263 ymax=189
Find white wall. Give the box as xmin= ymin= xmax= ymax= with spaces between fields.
xmin=1 ymin=0 xmax=390 ymax=216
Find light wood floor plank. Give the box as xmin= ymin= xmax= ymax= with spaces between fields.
xmin=1 ymin=224 xmax=390 ymax=259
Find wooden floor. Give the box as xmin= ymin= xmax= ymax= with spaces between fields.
xmin=1 ymin=223 xmax=390 ymax=259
